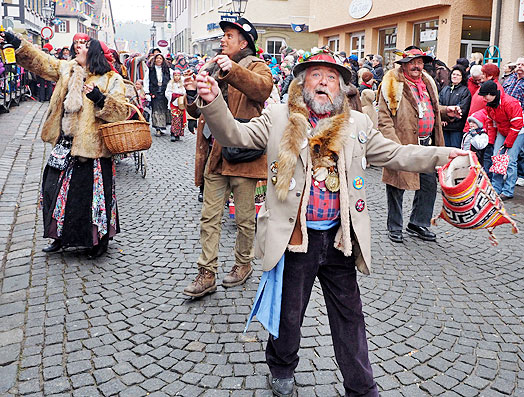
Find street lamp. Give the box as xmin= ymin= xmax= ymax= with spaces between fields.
xmin=42 ymin=0 xmax=53 ymax=24
xmin=150 ymin=24 xmax=157 ymax=48
xmin=232 ymin=0 xmax=248 ymax=17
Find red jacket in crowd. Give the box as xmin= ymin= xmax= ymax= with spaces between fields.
xmin=464 ymin=79 xmax=504 ymax=133
xmin=485 ymin=91 xmax=523 ymax=148
xmin=467 ymin=77 xmax=480 ymax=97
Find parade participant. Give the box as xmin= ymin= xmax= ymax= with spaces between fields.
xmin=478 ymin=80 xmax=524 ymax=200
xmin=145 ymin=53 xmax=171 ymax=136
xmin=182 ymin=17 xmax=272 ymax=297
xmin=371 ymin=54 xmax=383 ymax=84
xmin=110 ymin=49 xmax=128 ymax=78
xmin=439 ymin=66 xmax=471 ymax=148
xmin=193 ymin=50 xmax=468 ymax=397
xmin=378 ymin=46 xmax=462 ymax=243
xmin=503 ymin=57 xmax=524 ymax=110
xmin=1 ymin=32 xmax=129 ymax=258
xmin=71 ymin=33 xmax=90 ymax=57
xmin=467 ymin=64 xmax=483 ymax=96
xmin=165 ymin=69 xmax=186 ymax=141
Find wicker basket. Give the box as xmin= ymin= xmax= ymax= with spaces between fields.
xmin=99 ymin=102 xmax=152 ymax=154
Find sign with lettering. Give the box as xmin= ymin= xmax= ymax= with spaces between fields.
xmin=207 ymin=22 xmax=220 ymax=31
xmin=349 ymin=0 xmax=372 ymax=19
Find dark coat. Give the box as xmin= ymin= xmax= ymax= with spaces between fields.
xmin=438 ymin=83 xmax=471 ymax=132
xmin=148 ymin=65 xmax=170 ymax=96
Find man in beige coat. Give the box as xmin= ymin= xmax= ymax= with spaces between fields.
xmin=194 ymin=51 xmax=467 ymax=396
xmin=378 ymin=46 xmax=462 ymax=243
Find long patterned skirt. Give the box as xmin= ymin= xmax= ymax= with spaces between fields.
xmin=41 ymin=157 xmax=119 ymax=248
xmin=170 ymin=105 xmax=186 ymax=137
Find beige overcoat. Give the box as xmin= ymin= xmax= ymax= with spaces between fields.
xmin=198 ymin=90 xmax=453 ymax=275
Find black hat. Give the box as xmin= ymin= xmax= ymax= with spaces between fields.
xmin=478 ymin=80 xmax=499 ymax=96
xmin=219 ymin=17 xmax=257 ymax=53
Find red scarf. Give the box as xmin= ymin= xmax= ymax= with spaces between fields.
xmin=403 ymin=72 xmax=427 ymax=98
xmin=308 ymin=108 xmax=331 ymax=128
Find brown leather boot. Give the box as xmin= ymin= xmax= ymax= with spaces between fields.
xmin=222 ymin=264 xmax=253 ymax=288
xmin=183 ymin=268 xmax=217 ymax=297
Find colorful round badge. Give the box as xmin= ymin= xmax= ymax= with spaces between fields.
xmin=355 ymin=199 xmax=365 ymax=212
xmin=358 ymin=130 xmax=368 ymax=144
xmin=353 ymin=176 xmax=364 ymax=190
xmin=270 ymin=161 xmax=278 ymax=174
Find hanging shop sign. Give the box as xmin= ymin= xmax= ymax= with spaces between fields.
xmin=158 ymin=40 xmax=168 ymax=47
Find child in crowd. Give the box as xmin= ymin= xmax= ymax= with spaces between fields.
xmin=462 ymin=109 xmax=489 ymax=163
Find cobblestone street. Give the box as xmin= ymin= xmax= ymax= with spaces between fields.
xmin=1 ymin=101 xmax=524 ymax=397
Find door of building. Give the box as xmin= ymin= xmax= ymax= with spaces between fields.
xmin=350 ymin=32 xmax=365 ymax=60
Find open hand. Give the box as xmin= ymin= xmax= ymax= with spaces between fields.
xmin=448 ymin=149 xmax=470 ymax=159
xmin=196 ymin=71 xmax=219 ymax=103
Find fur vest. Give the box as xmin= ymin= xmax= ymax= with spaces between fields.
xmin=378 ymin=67 xmax=446 ymax=190
xmin=15 ymin=39 xmax=129 ymax=159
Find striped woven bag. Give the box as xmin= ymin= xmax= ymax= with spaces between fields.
xmin=432 ymin=152 xmax=519 ymax=245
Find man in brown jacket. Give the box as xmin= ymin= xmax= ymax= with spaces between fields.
xmin=378 ymin=46 xmax=462 ymax=243
xmin=183 ymin=18 xmax=273 ymax=297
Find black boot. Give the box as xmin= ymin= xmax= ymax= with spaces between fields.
xmin=86 ymin=239 xmax=108 ymax=259
xmin=42 ymin=239 xmax=62 ymax=253
xmin=198 ymin=185 xmax=204 ymax=202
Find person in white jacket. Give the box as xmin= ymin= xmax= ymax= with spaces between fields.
xmin=165 ymin=70 xmax=186 ymax=141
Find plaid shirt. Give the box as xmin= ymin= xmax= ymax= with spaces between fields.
xmin=503 ymin=73 xmax=524 ymax=110
xmin=406 ymin=79 xmax=435 ymax=138
xmin=306 ymin=179 xmax=340 ymax=221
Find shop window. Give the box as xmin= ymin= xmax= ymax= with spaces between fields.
xmin=413 ymin=20 xmax=438 ymax=55
xmin=460 ymin=17 xmax=491 ymax=59
xmin=327 ymin=36 xmax=340 ymax=52
xmin=350 ymin=32 xmax=365 ymax=60
xmin=267 ymin=38 xmax=286 ymax=63
xmin=378 ymin=27 xmax=397 ymax=70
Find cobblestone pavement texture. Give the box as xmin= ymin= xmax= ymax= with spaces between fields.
xmin=0 ymin=101 xmax=523 ymax=397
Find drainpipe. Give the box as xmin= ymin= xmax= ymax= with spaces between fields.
xmin=493 ymin=0 xmax=502 ymax=48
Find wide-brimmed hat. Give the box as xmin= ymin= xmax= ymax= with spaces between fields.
xmin=293 ymin=52 xmax=352 ymax=84
xmin=394 ymin=47 xmax=434 ymax=64
xmin=219 ymin=17 xmax=257 ymax=53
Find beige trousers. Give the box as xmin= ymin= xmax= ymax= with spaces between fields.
xmin=197 ymin=170 xmax=258 ymax=273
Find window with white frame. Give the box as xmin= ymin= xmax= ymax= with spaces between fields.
xmin=58 ymin=22 xmax=67 ymax=33
xmin=327 ymin=36 xmax=339 ymax=52
xmin=266 ymin=38 xmax=286 ymax=62
xmin=350 ymin=32 xmax=365 ymax=60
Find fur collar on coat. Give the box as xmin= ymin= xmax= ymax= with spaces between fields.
xmin=275 ymin=78 xmax=350 ymax=201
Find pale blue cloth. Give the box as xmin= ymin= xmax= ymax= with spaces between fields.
xmin=244 ymin=219 xmax=340 ymax=338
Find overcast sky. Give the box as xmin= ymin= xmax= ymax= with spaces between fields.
xmin=112 ymin=0 xmax=151 ymax=23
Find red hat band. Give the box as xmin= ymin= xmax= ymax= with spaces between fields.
xmin=73 ymin=33 xmax=90 ymax=42
xmin=309 ymin=53 xmax=337 ymax=64
xmin=403 ymin=49 xmax=426 ymax=58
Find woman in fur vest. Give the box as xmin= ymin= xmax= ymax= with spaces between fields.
xmin=2 ymin=32 xmax=129 ymax=258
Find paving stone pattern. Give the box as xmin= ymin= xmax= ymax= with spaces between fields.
xmin=0 ymin=103 xmax=523 ymax=396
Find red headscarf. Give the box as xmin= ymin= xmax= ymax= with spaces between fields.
xmin=99 ymin=41 xmax=118 ymax=73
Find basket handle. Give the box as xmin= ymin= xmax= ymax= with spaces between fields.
xmin=125 ymin=101 xmax=147 ymax=123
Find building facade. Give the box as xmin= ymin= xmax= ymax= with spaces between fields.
xmin=171 ymin=0 xmax=191 ymax=53
xmin=2 ymin=0 xmax=50 ymax=45
xmin=190 ymin=0 xmax=318 ymax=58
xmin=92 ymin=0 xmax=116 ymax=48
xmin=491 ymin=0 xmax=524 ymax=66
xmin=311 ymin=0 xmax=493 ymax=69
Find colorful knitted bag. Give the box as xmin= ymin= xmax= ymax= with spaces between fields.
xmin=432 ymin=152 xmax=519 ymax=245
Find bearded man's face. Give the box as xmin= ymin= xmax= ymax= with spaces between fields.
xmin=303 ymin=66 xmax=343 ymax=114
